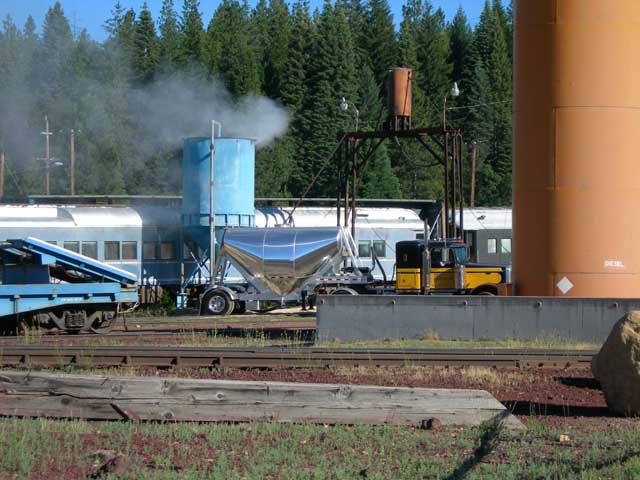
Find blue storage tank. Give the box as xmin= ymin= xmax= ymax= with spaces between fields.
xmin=182 ymin=137 xmax=255 ymax=228
xmin=182 ymin=137 xmax=255 ymax=257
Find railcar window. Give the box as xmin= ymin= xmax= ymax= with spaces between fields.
xmin=358 ymin=241 xmax=371 ymax=258
xmin=81 ymin=241 xmax=97 ymax=259
xmin=63 ymin=241 xmax=79 ymax=253
xmin=415 ymin=232 xmax=425 ymax=240
xmin=143 ymin=242 xmax=157 ymax=260
xmin=122 ymin=241 xmax=137 ymax=260
xmin=47 ymin=241 xmax=57 ymax=246
xmin=500 ymin=238 xmax=512 ymax=254
xmin=373 ymin=240 xmax=386 ymax=258
xmin=487 ymin=238 xmax=497 ymax=254
xmin=160 ymin=241 xmax=176 ymax=260
xmin=104 ymin=241 xmax=120 ymax=261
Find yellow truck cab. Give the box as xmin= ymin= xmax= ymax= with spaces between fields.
xmin=395 ymin=240 xmax=510 ymax=295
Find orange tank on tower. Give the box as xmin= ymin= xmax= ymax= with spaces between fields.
xmin=513 ymin=0 xmax=640 ymax=297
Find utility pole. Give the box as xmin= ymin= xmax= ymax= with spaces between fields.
xmin=41 ymin=116 xmax=53 ymax=195
xmin=70 ymin=129 xmax=75 ymax=196
xmin=0 ymin=151 xmax=5 ymax=201
xmin=470 ymin=141 xmax=478 ymax=208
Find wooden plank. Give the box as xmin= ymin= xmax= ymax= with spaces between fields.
xmin=0 ymin=371 xmax=523 ymax=429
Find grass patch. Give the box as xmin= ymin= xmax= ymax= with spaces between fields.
xmin=0 ymin=417 xmax=638 ymax=479
xmin=8 ymin=331 xmax=599 ymax=351
xmin=320 ymin=336 xmax=600 ymax=351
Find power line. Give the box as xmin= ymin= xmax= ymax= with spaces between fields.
xmin=447 ymin=100 xmax=511 ymax=111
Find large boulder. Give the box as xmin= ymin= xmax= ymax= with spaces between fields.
xmin=592 ymin=311 xmax=640 ymax=416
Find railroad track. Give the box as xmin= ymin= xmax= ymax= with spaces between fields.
xmin=0 ymin=345 xmax=596 ymax=369
xmin=0 ymin=317 xmax=316 ymax=345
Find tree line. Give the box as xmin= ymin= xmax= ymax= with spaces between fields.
xmin=0 ymin=0 xmax=512 ymax=205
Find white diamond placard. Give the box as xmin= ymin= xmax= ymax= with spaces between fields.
xmin=556 ymin=276 xmax=574 ymax=295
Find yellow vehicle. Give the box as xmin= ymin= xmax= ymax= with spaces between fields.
xmin=395 ymin=240 xmax=510 ymax=295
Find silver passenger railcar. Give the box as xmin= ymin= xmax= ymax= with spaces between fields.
xmin=0 ymin=203 xmax=512 ymax=303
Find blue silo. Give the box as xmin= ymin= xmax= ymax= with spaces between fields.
xmin=182 ymin=136 xmax=255 ymax=263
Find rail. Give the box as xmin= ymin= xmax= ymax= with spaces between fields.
xmin=0 ymin=346 xmax=596 ymax=369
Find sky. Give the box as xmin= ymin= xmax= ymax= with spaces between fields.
xmin=0 ymin=0 xmax=484 ymax=42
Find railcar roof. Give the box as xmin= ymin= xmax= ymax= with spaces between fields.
xmin=0 ymin=205 xmax=181 ymax=227
xmin=457 ymin=208 xmax=512 ymax=231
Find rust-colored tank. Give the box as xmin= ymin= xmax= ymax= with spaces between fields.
xmin=387 ymin=67 xmax=412 ymax=130
xmin=513 ymin=0 xmax=640 ymax=297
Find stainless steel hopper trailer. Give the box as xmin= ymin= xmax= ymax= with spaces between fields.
xmin=199 ymin=227 xmax=386 ymax=315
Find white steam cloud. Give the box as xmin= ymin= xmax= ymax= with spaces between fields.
xmin=131 ymin=73 xmax=290 ymax=148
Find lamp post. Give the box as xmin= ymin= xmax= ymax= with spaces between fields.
xmin=339 ymin=97 xmax=361 ymax=238
xmin=339 ymin=97 xmax=360 ymax=131
xmin=443 ymin=82 xmax=460 ymax=130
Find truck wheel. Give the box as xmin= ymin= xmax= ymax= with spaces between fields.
xmin=331 ymin=288 xmax=359 ymax=295
xmin=233 ymin=301 xmax=247 ymax=314
xmin=202 ymin=290 xmax=235 ymax=316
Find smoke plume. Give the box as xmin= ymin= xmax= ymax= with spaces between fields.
xmin=129 ymin=73 xmax=290 ymax=148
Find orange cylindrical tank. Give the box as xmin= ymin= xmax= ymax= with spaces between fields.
xmin=387 ymin=67 xmax=412 ymax=121
xmin=513 ymin=0 xmax=640 ymax=297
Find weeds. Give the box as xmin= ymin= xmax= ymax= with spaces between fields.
xmin=0 ymin=417 xmax=638 ymax=479
xmin=320 ymin=336 xmax=600 ymax=351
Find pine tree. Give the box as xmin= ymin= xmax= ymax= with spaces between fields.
xmin=262 ymin=0 xmax=291 ymax=98
xmin=363 ymin=0 xmax=397 ymax=86
xmin=416 ymin=4 xmax=451 ymax=123
xmin=448 ymin=6 xmax=472 ymax=84
xmin=356 ymin=65 xmax=400 ymax=198
xmin=391 ymin=0 xmax=446 ymax=200
xmin=493 ymin=0 xmax=512 ymax=58
xmin=279 ymin=0 xmax=313 ymax=195
xmin=397 ymin=0 xmax=425 ymax=121
xmin=335 ymin=0 xmax=367 ymax=67
xmin=255 ymin=137 xmax=294 ymax=197
xmin=104 ymin=2 xmax=126 ymax=37
xmin=461 ymin=55 xmax=493 ymax=203
xmin=473 ymin=1 xmax=494 ymax=68
xmin=0 ymin=1 xmax=515 ymax=203
xmin=250 ymin=0 xmax=269 ymax=88
xmin=133 ymin=2 xmax=159 ymax=83
xmin=486 ymin=9 xmax=511 ymax=205
xmin=0 ymin=15 xmax=27 ymax=192
xmin=465 ymin=1 xmax=512 ymax=205
xmin=158 ymin=0 xmax=181 ymax=68
xmin=39 ymin=1 xmax=74 ymax=104
xmin=118 ymin=9 xmax=138 ymax=62
xmin=295 ymin=0 xmax=358 ymax=197
xmin=280 ymin=0 xmax=312 ymax=112
xmin=180 ymin=0 xmax=205 ymax=64
xmin=206 ymin=0 xmax=261 ymax=96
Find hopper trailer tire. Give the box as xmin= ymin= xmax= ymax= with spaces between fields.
xmin=202 ymin=290 xmax=235 ymax=316
xmin=331 ymin=288 xmax=359 ymax=295
xmin=233 ymin=301 xmax=247 ymax=314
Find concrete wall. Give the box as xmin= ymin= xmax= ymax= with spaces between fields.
xmin=316 ymin=295 xmax=640 ymax=342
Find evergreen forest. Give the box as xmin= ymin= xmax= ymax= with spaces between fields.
xmin=0 ymin=0 xmax=513 ymax=205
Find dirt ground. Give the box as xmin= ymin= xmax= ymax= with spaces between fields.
xmin=34 ymin=363 xmax=619 ymax=428
xmin=3 ymin=364 xmax=640 ymax=479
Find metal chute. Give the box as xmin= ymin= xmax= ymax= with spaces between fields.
xmin=219 ymin=227 xmax=359 ymax=297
